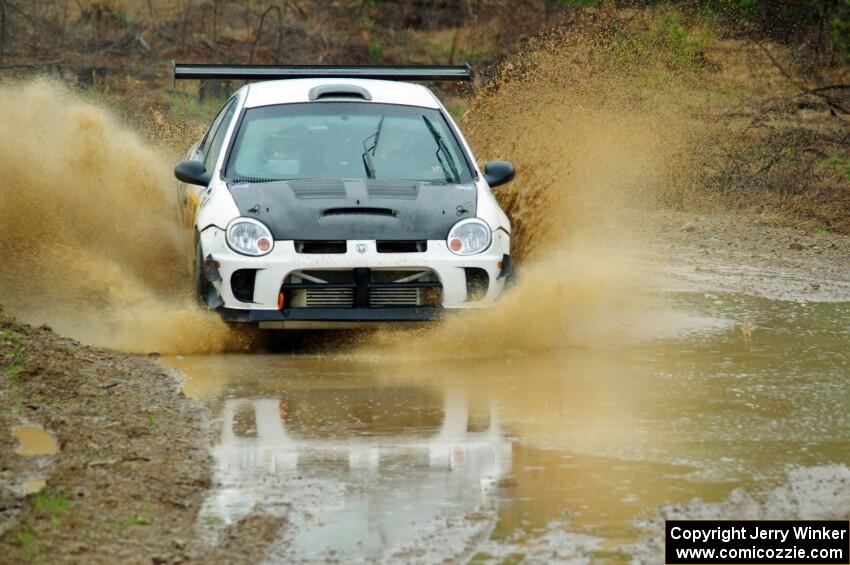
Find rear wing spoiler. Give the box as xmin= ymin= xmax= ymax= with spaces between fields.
xmin=172 ymin=63 xmax=473 ymax=82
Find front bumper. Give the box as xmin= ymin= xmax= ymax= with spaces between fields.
xmin=199 ymin=226 xmax=510 ymax=325
xmin=218 ymin=305 xmax=444 ymax=329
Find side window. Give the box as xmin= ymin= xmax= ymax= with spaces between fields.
xmin=198 ymin=99 xmax=231 ymax=153
xmin=203 ymin=99 xmax=238 ymax=172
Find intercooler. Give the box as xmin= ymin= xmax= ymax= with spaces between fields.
xmin=284 ymin=269 xmax=440 ymax=309
xmin=302 ymin=288 xmax=355 ymax=307
xmin=369 ymin=287 xmax=422 ymax=306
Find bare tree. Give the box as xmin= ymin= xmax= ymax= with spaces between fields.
xmin=249 ymin=4 xmax=283 ymax=64
xmin=0 ymin=0 xmax=7 ymax=65
xmin=181 ymin=0 xmax=193 ymax=55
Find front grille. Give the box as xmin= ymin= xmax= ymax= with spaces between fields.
xmin=370 ymin=287 xmax=421 ymax=306
xmin=304 ymin=288 xmax=354 ymax=307
xmin=282 ymin=269 xmax=441 ymax=309
xmin=376 ymin=240 xmax=426 ymax=253
xmin=295 ymin=240 xmax=347 ymax=254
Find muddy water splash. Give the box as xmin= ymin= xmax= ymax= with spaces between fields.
xmin=368 ymin=22 xmax=699 ymax=356
xmin=0 ymin=80 xmax=233 ymax=353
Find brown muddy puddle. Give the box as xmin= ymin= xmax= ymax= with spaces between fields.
xmin=20 ymin=478 xmax=47 ymax=495
xmin=13 ymin=425 xmax=59 ymax=457
xmin=164 ymin=292 xmax=850 ymax=564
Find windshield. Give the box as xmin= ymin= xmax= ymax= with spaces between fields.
xmin=224 ymin=102 xmax=473 ymax=183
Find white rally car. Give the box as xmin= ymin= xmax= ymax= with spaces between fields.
xmin=173 ymin=64 xmax=515 ymax=329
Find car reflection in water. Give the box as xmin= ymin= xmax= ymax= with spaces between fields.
xmin=200 ymin=387 xmax=512 ymax=562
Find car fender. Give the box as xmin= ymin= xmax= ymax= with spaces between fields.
xmin=475 ymin=178 xmax=511 ymax=235
xmin=195 ymin=178 xmax=240 ymax=233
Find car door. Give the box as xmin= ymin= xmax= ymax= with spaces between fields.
xmin=178 ymin=97 xmax=238 ymax=227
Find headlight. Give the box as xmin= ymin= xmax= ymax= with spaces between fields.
xmin=226 ymin=218 xmax=274 ymax=256
xmin=447 ymin=218 xmax=492 ymax=256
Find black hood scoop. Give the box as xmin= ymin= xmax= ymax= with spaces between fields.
xmin=323 ymin=207 xmax=396 ymax=217
xmin=228 ymin=179 xmax=477 ymax=241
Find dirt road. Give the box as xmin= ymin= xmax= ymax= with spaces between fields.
xmin=639 ymin=209 xmax=850 ymax=302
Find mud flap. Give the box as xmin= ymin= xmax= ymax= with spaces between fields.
xmin=497 ymin=254 xmax=516 ymax=288
xmin=203 ymin=254 xmax=222 ymax=283
xmin=204 ymin=287 xmax=224 ymax=309
xmin=203 ymin=254 xmax=224 ymax=309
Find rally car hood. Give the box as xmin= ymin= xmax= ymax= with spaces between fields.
xmin=227 ymin=178 xmax=477 ymax=240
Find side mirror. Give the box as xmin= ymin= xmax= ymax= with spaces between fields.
xmin=483 ymin=160 xmax=515 ymax=188
xmin=175 ymin=160 xmax=212 ymax=187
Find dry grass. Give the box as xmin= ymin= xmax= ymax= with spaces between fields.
xmin=672 ymin=39 xmax=850 ymax=232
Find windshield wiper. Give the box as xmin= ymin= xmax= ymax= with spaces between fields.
xmin=422 ymin=115 xmax=459 ymax=183
xmin=387 ymin=177 xmax=449 ymax=184
xmin=361 ymin=115 xmax=385 ymax=179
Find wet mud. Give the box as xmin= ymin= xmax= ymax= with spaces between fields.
xmin=13 ymin=425 xmax=59 ymax=457
xmin=639 ymin=209 xmax=850 ymax=302
xmin=0 ymin=312 xmax=278 ymax=563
